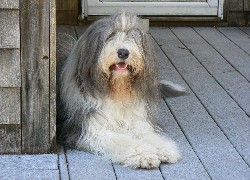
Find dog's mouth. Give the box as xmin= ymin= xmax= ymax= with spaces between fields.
xmin=109 ymin=62 xmax=128 ymax=71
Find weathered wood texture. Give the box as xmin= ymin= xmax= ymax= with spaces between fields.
xmin=0 ymin=50 xmax=21 ymax=87
xmin=244 ymin=0 xmax=250 ymax=11
xmin=228 ymin=0 xmax=244 ymax=11
xmin=225 ymin=0 xmax=250 ymax=26
xmin=0 ymin=88 xmax=20 ymax=124
xmin=0 ymin=10 xmax=20 ymax=49
xmin=50 ymin=0 xmax=57 ymax=152
xmin=227 ymin=12 xmax=250 ymax=26
xmin=0 ymin=0 xmax=19 ymax=9
xmin=0 ymin=1 xmax=21 ymax=154
xmin=20 ymin=0 xmax=56 ymax=153
xmin=56 ymin=0 xmax=78 ymax=25
xmin=0 ymin=125 xmax=21 ymax=154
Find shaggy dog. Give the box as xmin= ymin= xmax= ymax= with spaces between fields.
xmin=57 ymin=12 xmax=186 ymax=169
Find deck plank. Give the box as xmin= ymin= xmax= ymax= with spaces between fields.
xmin=66 ymin=150 xmax=116 ymax=180
xmin=240 ymin=27 xmax=250 ymax=36
xmin=0 ymin=154 xmax=58 ymax=169
xmin=155 ymin=42 xmax=210 ymax=179
xmin=0 ymin=170 xmax=59 ymax=180
xmin=172 ymin=28 xmax=250 ymax=164
xmin=151 ymin=27 xmax=250 ymax=179
xmin=171 ymin=27 xmax=250 ymax=117
xmin=193 ymin=27 xmax=250 ymax=82
xmin=58 ymin=145 xmax=70 ymax=180
xmin=217 ymin=27 xmax=250 ymax=55
xmin=157 ymin=101 xmax=210 ymax=179
xmin=113 ymin=165 xmax=163 ymax=180
xmin=171 ymin=28 xmax=250 ymax=114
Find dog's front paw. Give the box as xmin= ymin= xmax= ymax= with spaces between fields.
xmin=123 ymin=145 xmax=161 ymax=169
xmin=156 ymin=141 xmax=181 ymax=163
xmin=157 ymin=149 xmax=181 ymax=163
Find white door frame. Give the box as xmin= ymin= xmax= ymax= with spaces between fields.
xmin=82 ymin=0 xmax=222 ymax=19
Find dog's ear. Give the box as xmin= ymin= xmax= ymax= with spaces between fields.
xmin=56 ymin=33 xmax=77 ymax=76
xmin=159 ymin=80 xmax=189 ymax=98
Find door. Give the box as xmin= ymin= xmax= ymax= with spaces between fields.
xmin=82 ymin=0 xmax=220 ymax=17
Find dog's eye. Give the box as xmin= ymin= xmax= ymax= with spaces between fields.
xmin=106 ymin=32 xmax=115 ymax=41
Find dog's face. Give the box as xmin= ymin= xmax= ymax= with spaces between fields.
xmin=99 ymin=29 xmax=145 ymax=100
xmin=73 ymin=13 xmax=158 ymax=101
xmin=99 ymin=30 xmax=144 ymax=79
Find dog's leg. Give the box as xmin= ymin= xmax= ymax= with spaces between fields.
xmin=141 ymin=133 xmax=181 ymax=163
xmin=86 ymin=131 xmax=161 ymax=169
xmin=130 ymin=122 xmax=181 ymax=163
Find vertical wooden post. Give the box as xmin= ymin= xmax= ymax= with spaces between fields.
xmin=50 ymin=0 xmax=57 ymax=152
xmin=20 ymin=0 xmax=56 ymax=153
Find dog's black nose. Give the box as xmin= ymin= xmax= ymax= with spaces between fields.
xmin=117 ymin=48 xmax=129 ymax=60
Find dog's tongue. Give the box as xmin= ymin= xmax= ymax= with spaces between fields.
xmin=116 ymin=62 xmax=127 ymax=70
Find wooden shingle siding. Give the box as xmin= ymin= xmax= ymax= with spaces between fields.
xmin=0 ymin=50 xmax=21 ymax=87
xmin=245 ymin=0 xmax=250 ymax=11
xmin=0 ymin=125 xmax=21 ymax=154
xmin=56 ymin=0 xmax=78 ymax=25
xmin=0 ymin=88 xmax=20 ymax=124
xmin=229 ymin=0 xmax=244 ymax=11
xmin=0 ymin=0 xmax=21 ymax=154
xmin=0 ymin=0 xmax=19 ymax=9
xmin=20 ymin=0 xmax=56 ymax=153
xmin=0 ymin=10 xmax=20 ymax=49
xmin=226 ymin=0 xmax=250 ymax=26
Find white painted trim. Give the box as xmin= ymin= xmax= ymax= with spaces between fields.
xmin=218 ymin=0 xmax=224 ymax=19
xmin=207 ymin=0 xmax=218 ymax=6
xmin=88 ymin=1 xmax=216 ymax=7
xmin=84 ymin=0 xmax=219 ymax=17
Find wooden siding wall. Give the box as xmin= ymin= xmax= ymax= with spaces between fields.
xmin=0 ymin=0 xmax=56 ymax=154
xmin=0 ymin=1 xmax=21 ymax=153
xmin=225 ymin=0 xmax=250 ymax=26
xmin=56 ymin=0 xmax=79 ymax=25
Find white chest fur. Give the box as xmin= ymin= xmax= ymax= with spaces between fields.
xmin=92 ymin=99 xmax=148 ymax=131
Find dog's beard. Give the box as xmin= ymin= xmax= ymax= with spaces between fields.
xmin=108 ymin=72 xmax=132 ymax=101
xmin=102 ymin=61 xmax=145 ymax=102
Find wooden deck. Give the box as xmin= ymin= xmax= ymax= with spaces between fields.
xmin=54 ymin=26 xmax=250 ymax=180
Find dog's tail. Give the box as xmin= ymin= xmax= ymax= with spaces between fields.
xmin=159 ymin=80 xmax=188 ymax=98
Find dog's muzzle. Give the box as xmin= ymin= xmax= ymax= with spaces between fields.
xmin=117 ymin=48 xmax=129 ymax=60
